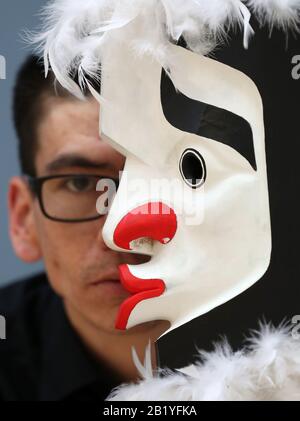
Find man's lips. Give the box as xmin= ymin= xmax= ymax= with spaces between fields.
xmin=90 ymin=278 xmax=120 ymax=286
xmin=112 ymin=202 xmax=177 ymax=330
xmin=89 ymin=278 xmax=129 ymax=296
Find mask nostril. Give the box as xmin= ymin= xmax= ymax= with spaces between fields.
xmin=129 ymin=237 xmax=154 ymax=254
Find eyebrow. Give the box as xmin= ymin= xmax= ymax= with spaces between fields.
xmin=45 ymin=154 xmax=113 ymax=173
xmin=161 ymin=70 xmax=257 ymax=171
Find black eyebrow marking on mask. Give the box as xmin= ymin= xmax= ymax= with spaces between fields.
xmin=160 ymin=69 xmax=257 ymax=171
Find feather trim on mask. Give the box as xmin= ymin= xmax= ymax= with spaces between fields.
xmin=106 ymin=323 xmax=300 ymax=401
xmin=247 ymin=0 xmax=300 ymax=30
xmin=30 ymin=0 xmax=300 ymax=98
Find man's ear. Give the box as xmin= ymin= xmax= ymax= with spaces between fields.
xmin=8 ymin=176 xmax=42 ymax=263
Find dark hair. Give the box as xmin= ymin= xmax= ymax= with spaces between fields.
xmin=13 ymin=55 xmax=98 ymax=176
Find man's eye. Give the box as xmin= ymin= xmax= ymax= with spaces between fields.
xmin=64 ymin=177 xmax=96 ymax=193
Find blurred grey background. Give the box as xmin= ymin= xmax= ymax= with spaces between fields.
xmin=0 ymin=1 xmax=46 ymax=285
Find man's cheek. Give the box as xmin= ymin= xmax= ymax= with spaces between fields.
xmin=37 ymin=227 xmax=75 ymax=297
xmin=44 ymin=253 xmax=68 ymax=297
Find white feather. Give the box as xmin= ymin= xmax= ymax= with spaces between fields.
xmin=131 ymin=340 xmax=154 ymax=380
xmin=246 ymin=0 xmax=300 ymax=30
xmin=106 ymin=323 xmax=300 ymax=401
xmin=27 ymin=0 xmax=242 ymax=97
xmin=29 ymin=0 xmax=300 ymax=97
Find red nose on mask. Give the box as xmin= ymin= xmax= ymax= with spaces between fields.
xmin=113 ymin=202 xmax=177 ymax=330
xmin=113 ymin=202 xmax=177 ymax=250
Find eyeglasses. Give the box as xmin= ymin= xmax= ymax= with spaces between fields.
xmin=27 ymin=174 xmax=119 ymax=223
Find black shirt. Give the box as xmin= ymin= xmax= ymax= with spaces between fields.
xmin=0 ymin=273 xmax=125 ymax=401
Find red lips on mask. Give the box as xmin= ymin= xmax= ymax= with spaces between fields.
xmin=113 ymin=202 xmax=177 ymax=330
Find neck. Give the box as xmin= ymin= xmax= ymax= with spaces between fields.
xmin=64 ymin=300 xmax=169 ymax=382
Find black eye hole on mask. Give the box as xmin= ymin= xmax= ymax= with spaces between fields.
xmin=180 ymin=148 xmax=206 ymax=189
xmin=161 ymin=69 xmax=257 ymax=171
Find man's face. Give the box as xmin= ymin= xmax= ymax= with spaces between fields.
xmin=10 ymin=95 xmax=166 ymax=334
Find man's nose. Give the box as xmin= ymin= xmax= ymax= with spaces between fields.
xmin=113 ymin=202 xmax=177 ymax=251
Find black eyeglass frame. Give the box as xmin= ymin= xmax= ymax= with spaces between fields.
xmin=26 ymin=174 xmax=119 ymax=223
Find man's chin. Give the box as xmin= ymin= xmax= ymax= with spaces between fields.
xmin=70 ymin=295 xmax=170 ymax=337
xmin=108 ymin=319 xmax=169 ymax=336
